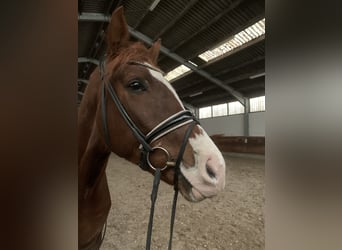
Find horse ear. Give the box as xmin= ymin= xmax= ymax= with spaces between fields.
xmin=106 ymin=6 xmax=129 ymax=55
xmin=149 ymin=39 xmax=161 ymax=64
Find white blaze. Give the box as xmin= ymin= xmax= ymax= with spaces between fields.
xmin=146 ymin=63 xmax=226 ymax=200
xmin=146 ymin=66 xmax=184 ymax=108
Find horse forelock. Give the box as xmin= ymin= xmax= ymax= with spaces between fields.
xmin=106 ymin=41 xmax=158 ymax=76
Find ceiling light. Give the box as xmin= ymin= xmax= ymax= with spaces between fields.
xmin=149 ymin=0 xmax=161 ymax=11
xmin=189 ymin=92 xmax=203 ymax=97
xmin=165 ymin=65 xmax=191 ymax=81
xmin=249 ymin=72 xmax=265 ymax=79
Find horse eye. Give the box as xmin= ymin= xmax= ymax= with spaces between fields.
xmin=128 ymin=80 xmax=147 ymax=92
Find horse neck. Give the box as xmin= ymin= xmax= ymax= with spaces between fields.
xmin=78 ymin=128 xmax=110 ymax=199
xmin=78 ymin=69 xmax=111 ymax=199
xmin=78 ymin=68 xmax=103 ymax=163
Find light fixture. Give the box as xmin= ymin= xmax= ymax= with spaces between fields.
xmin=165 ymin=65 xmax=191 ymax=81
xmin=189 ymin=92 xmax=203 ymax=97
xmin=149 ymin=0 xmax=161 ymax=11
xmin=249 ymin=72 xmax=265 ymax=79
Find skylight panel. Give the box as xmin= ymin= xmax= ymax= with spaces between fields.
xmin=164 ymin=65 xmax=191 ymax=81
xmin=165 ymin=61 xmax=198 ymax=81
xmin=199 ymin=18 xmax=265 ymax=62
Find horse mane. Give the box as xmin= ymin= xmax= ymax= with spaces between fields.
xmin=78 ymin=40 xmax=156 ymax=175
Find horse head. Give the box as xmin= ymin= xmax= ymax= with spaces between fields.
xmin=82 ymin=7 xmax=226 ymax=203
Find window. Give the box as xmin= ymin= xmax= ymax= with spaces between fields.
xmin=199 ymin=106 xmax=212 ymax=119
xmin=250 ymin=96 xmax=265 ymax=112
xmin=212 ymin=103 xmax=228 ymax=117
xmin=228 ymin=101 xmax=245 ymax=115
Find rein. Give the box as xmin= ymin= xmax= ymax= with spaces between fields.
xmin=99 ymin=59 xmax=199 ymax=249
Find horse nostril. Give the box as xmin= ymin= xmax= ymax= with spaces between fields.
xmin=206 ymin=164 xmax=216 ymax=179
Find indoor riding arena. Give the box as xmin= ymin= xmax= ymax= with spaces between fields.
xmin=78 ymin=0 xmax=265 ymax=249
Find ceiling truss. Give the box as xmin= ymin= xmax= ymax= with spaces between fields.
xmin=78 ymin=12 xmax=246 ymax=105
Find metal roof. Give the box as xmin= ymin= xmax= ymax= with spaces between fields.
xmin=78 ymin=0 xmax=265 ymax=107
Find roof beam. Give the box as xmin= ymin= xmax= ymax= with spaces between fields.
xmin=127 ymin=26 xmax=246 ymax=105
xmin=211 ymin=55 xmax=264 ymax=78
xmin=167 ymin=0 xmax=244 ymax=52
xmin=172 ymin=52 xmax=264 ymax=92
xmin=179 ymin=70 xmax=265 ymax=98
xmin=188 ymin=92 xmax=231 ymax=107
xmin=237 ymin=82 xmax=264 ymax=91
xmin=78 ymin=12 xmax=110 ymax=22
xmin=78 ymin=12 xmax=246 ymax=105
xmin=198 ymin=35 xmax=265 ymax=66
xmin=134 ymin=0 xmax=161 ymax=29
xmin=153 ymin=0 xmax=199 ymax=40
xmin=79 ymin=0 xmax=117 ymax=79
xmin=158 ymin=13 xmax=264 ymax=63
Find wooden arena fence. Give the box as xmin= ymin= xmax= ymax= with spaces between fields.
xmin=210 ymin=135 xmax=265 ymax=155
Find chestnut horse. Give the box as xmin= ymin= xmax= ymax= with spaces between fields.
xmin=78 ymin=7 xmax=226 ymax=250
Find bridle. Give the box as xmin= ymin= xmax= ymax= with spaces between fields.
xmin=99 ymin=58 xmax=199 ymax=249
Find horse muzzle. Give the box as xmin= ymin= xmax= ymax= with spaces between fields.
xmin=177 ymin=127 xmax=226 ymax=202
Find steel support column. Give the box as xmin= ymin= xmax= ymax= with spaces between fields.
xmin=243 ymin=97 xmax=250 ymax=136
